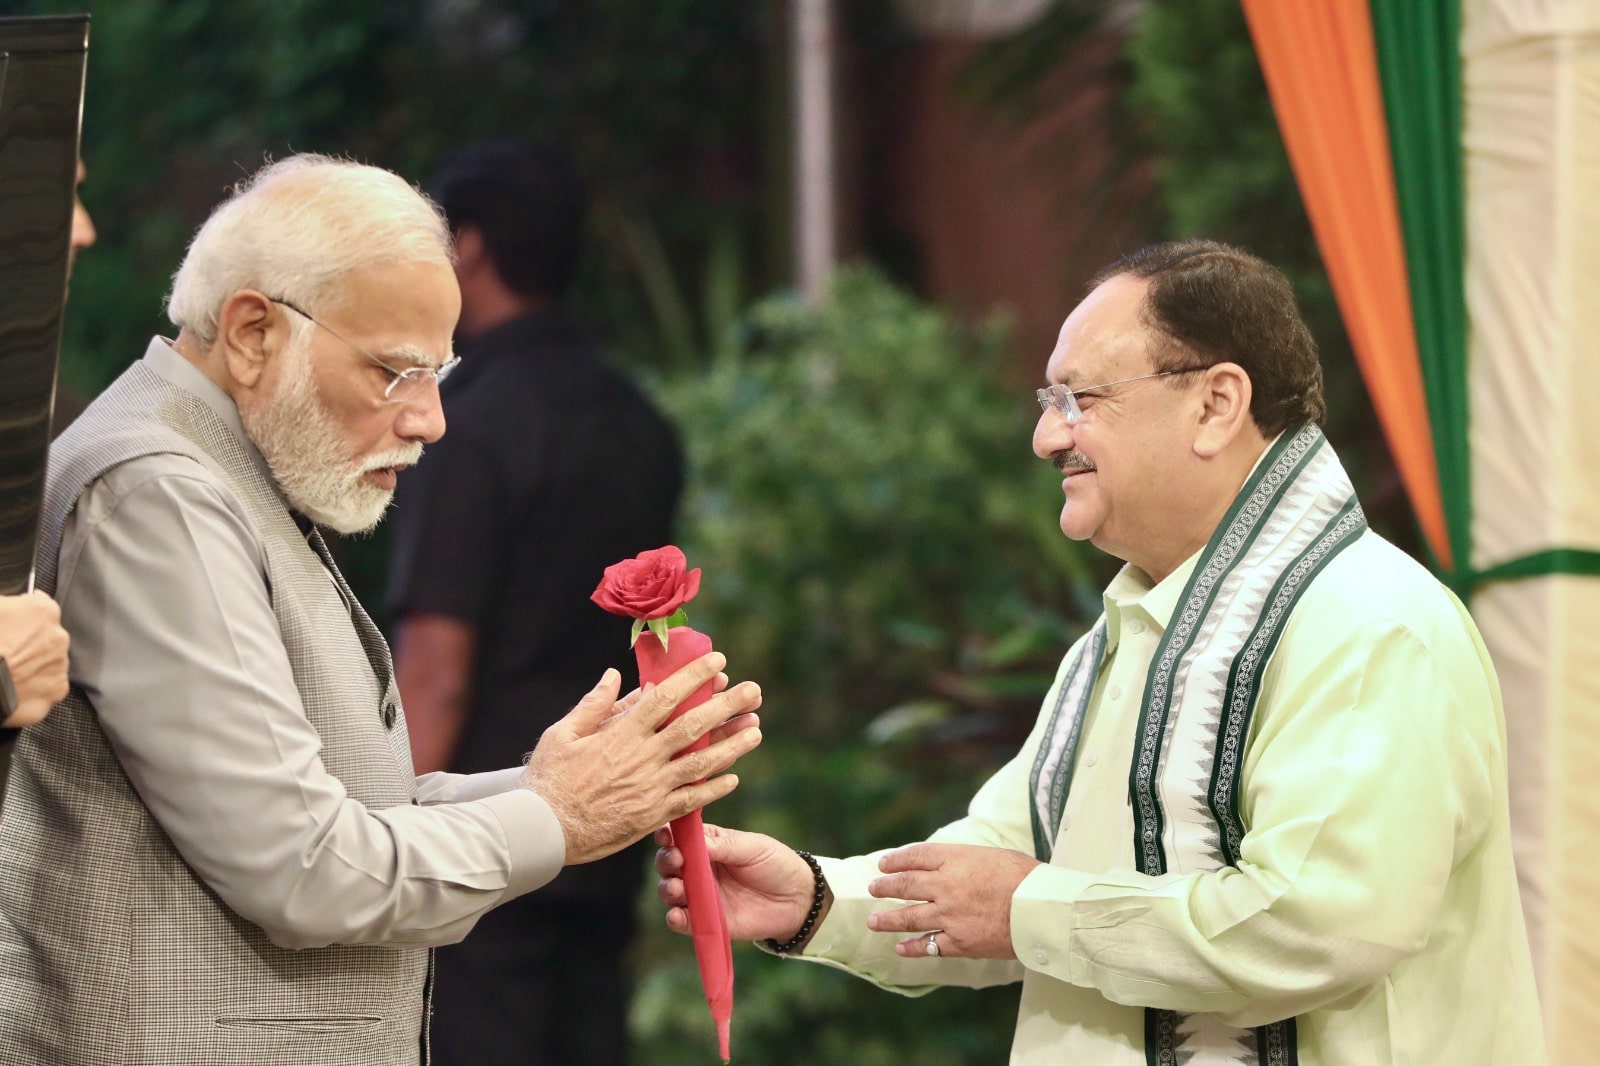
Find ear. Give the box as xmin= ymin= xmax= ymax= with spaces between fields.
xmin=452 ymin=224 xmax=487 ymax=280
xmin=1192 ymin=362 xmax=1253 ymax=459
xmin=217 ymin=290 xmax=285 ymax=391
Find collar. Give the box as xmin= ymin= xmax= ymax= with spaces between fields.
xmin=1097 ymin=431 xmax=1283 ymax=651
xmin=1101 ymin=552 xmax=1200 ymax=655
xmin=140 ymin=337 xmax=279 ymax=494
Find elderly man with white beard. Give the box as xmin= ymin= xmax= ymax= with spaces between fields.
xmin=0 ymin=155 xmax=763 ymax=1066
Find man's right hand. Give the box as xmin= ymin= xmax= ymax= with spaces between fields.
xmin=0 ymin=591 xmax=71 ymax=727
xmin=654 ymin=823 xmax=822 ymax=944
xmin=518 ymin=653 xmax=762 ymax=865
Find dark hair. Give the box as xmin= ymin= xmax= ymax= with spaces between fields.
xmin=429 ymin=140 xmax=587 ymax=300
xmin=1089 ymin=239 xmax=1326 ymax=434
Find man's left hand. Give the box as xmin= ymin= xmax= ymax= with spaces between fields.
xmin=866 ymin=843 xmax=1041 ymax=960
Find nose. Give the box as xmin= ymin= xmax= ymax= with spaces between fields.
xmin=396 ymin=384 xmax=447 ymax=444
xmin=72 ymin=199 xmax=96 ymax=251
xmin=1033 ymin=407 xmax=1072 ymax=460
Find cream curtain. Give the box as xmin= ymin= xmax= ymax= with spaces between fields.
xmin=1462 ymin=0 xmax=1600 ymax=1052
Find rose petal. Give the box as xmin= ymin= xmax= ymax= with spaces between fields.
xmin=592 ymin=545 xmax=697 ymax=619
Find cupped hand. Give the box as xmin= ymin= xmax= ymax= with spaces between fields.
xmin=596 ymin=671 xmax=734 ymax=733
xmin=520 ymin=654 xmax=762 ymax=865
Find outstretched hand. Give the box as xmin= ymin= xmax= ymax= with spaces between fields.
xmin=865 ymin=843 xmax=1039 ymax=960
xmin=655 ymin=823 xmax=819 ymax=943
xmin=520 ymin=654 xmax=762 ymax=865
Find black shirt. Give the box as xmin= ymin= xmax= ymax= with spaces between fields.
xmin=387 ymin=309 xmax=683 ymax=903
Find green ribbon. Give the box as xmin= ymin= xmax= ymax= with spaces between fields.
xmin=1461 ymin=549 xmax=1600 ymax=590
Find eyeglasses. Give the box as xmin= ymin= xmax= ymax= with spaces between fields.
xmin=268 ymin=297 xmax=459 ymax=403
xmin=1035 ymin=366 xmax=1209 ymax=425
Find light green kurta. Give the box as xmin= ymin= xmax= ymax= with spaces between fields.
xmin=798 ymin=530 xmax=1546 ymax=1065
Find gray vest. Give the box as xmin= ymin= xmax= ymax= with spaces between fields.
xmin=0 ymin=361 xmax=429 ymax=1065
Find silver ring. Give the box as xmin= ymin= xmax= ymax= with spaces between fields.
xmin=924 ymin=930 xmax=942 ymax=957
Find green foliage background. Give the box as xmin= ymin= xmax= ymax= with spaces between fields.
xmin=638 ymin=266 xmax=1101 ymax=1063
xmin=5 ymin=0 xmax=771 ymax=400
xmin=3 ymin=0 xmax=1413 ymax=1060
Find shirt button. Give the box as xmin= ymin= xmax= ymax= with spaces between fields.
xmin=1085 ymin=753 xmax=1099 ymax=768
xmin=1034 ymin=948 xmax=1048 ymax=966
xmin=1129 ymin=619 xmax=1145 ymax=635
xmin=1060 ymin=815 xmax=1072 ymax=831
xmin=1108 ymin=684 xmax=1123 ymax=700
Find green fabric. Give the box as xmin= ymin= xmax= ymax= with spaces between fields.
xmin=1369 ymin=0 xmax=1472 ymax=591
xmin=1471 ymin=549 xmax=1600 ymax=587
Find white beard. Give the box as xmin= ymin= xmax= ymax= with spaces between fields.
xmin=241 ymin=346 xmax=422 ymax=535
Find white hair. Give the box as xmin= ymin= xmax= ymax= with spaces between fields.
xmin=165 ymin=153 xmax=454 ymax=345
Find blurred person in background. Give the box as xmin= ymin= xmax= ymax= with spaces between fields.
xmin=52 ymin=156 xmax=99 ymax=435
xmin=389 ymin=140 xmax=684 ymax=1066
xmin=68 ymin=156 xmax=97 ymax=276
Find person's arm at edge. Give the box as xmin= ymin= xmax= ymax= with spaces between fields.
xmin=393 ymin=611 xmax=476 ymax=774
xmin=387 ymin=427 xmax=508 ymax=779
xmin=783 ymin=746 xmax=1038 ymax=996
xmin=758 ymin=642 xmax=1084 ymax=994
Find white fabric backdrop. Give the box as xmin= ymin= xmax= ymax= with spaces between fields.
xmin=1462 ymin=0 xmax=1600 ymax=1053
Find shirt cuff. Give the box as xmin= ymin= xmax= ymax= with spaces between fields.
xmin=793 ymin=851 xmax=870 ymax=960
xmin=414 ymin=766 xmax=525 ymax=804
xmin=476 ymin=787 xmax=566 ymax=900
xmin=1010 ymin=862 xmax=1097 ymax=979
xmin=748 ymin=855 xmax=862 ymax=960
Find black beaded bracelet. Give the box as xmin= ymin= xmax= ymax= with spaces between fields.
xmin=765 ymin=850 xmax=827 ymax=954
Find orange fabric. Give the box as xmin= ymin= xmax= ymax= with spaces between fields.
xmin=1241 ymin=0 xmax=1451 ymax=567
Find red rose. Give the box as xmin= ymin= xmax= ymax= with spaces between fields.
xmin=590 ymin=545 xmax=703 ymax=620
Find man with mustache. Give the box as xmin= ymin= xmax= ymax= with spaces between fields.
xmin=656 ymin=240 xmax=1545 ymax=1064
xmin=0 ymin=154 xmax=762 ymax=1066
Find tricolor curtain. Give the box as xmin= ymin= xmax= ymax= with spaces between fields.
xmin=1241 ymin=0 xmax=1600 ymax=1054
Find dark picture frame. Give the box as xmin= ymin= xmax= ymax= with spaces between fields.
xmin=0 ymin=13 xmax=90 ymax=596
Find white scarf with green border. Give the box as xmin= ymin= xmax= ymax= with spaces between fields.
xmin=1028 ymin=424 xmax=1367 ymax=1066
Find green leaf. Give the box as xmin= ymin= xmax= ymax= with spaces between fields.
xmin=647 ymin=615 xmax=671 ymax=650
xmin=665 ymin=607 xmax=689 ymax=628
xmin=629 ymin=617 xmax=646 ymax=648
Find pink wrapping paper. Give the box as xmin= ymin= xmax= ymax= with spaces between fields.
xmin=635 ymin=626 xmax=733 ymax=1061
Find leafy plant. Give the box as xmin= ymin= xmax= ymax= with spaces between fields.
xmin=662 ymin=266 xmax=1104 ymax=755
xmin=630 ymin=266 xmax=1109 ymax=1063
xmin=13 ymin=0 xmax=769 ymax=405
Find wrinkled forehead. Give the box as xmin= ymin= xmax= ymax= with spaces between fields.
xmin=1045 ymin=274 xmax=1156 ymax=386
